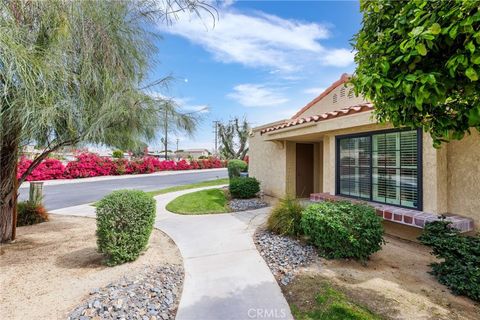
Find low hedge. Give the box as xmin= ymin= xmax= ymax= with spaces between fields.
xmin=419 ymin=220 xmax=480 ymax=301
xmin=96 ymin=190 xmax=156 ymax=266
xmin=229 ymin=177 xmax=260 ymax=199
xmin=301 ymin=201 xmax=384 ymax=261
xmin=227 ymin=159 xmax=248 ymax=179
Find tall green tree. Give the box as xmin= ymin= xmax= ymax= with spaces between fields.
xmin=0 ymin=0 xmax=212 ymax=242
xmin=352 ymin=0 xmax=480 ymax=147
xmin=218 ymin=117 xmax=249 ymax=159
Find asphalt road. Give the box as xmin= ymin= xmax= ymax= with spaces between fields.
xmin=19 ymin=169 xmax=228 ymax=210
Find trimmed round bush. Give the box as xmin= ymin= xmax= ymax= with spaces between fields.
xmin=301 ymin=201 xmax=384 ymax=261
xmin=267 ymin=196 xmax=304 ymax=236
xmin=96 ymin=190 xmax=156 ymax=266
xmin=229 ymin=177 xmax=260 ymax=199
xmin=227 ymin=159 xmax=248 ymax=179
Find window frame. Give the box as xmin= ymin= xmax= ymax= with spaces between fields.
xmin=335 ymin=128 xmax=423 ymax=210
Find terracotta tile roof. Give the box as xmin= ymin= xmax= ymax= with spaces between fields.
xmin=291 ymin=73 xmax=351 ymax=119
xmin=260 ymin=103 xmax=374 ymax=135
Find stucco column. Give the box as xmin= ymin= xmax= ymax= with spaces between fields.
xmin=422 ymin=134 xmax=448 ymax=213
xmin=323 ymin=135 xmax=336 ymax=194
xmin=285 ymin=141 xmax=296 ymax=196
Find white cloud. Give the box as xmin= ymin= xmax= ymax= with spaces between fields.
xmin=303 ymin=87 xmax=326 ymax=96
xmin=158 ymin=9 xmax=353 ymax=72
xmin=228 ymin=84 xmax=288 ymax=107
xmin=182 ymin=104 xmax=209 ymax=114
xmin=320 ymin=49 xmax=355 ymax=67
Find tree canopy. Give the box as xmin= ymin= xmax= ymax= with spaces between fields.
xmin=352 ymin=0 xmax=480 ymax=147
xmin=218 ymin=117 xmax=249 ymax=160
xmin=0 ymin=0 xmax=213 ymax=242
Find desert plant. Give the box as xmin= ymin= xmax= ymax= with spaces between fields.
xmin=229 ymin=177 xmax=260 ymax=199
xmin=267 ymin=196 xmax=304 ymax=236
xmin=96 ymin=190 xmax=156 ymax=266
xmin=16 ymin=201 xmax=49 ymax=226
xmin=227 ymin=159 xmax=248 ymax=179
xmin=301 ymin=201 xmax=384 ymax=261
xmin=419 ymin=220 xmax=480 ymax=301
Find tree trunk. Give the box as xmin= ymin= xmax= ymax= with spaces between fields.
xmin=0 ymin=139 xmax=19 ymax=243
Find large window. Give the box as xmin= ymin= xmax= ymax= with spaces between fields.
xmin=336 ymin=129 xmax=421 ymax=209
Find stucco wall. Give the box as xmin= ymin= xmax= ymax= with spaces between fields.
xmin=447 ymin=129 xmax=480 ymax=228
xmin=298 ymin=84 xmax=366 ymax=118
xmin=248 ymin=131 xmax=287 ymax=198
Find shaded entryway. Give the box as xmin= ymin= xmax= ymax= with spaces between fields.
xmin=296 ymin=143 xmax=314 ymax=198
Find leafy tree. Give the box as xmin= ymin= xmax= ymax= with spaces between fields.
xmin=352 ymin=0 xmax=480 ymax=147
xmin=0 ymin=0 xmax=213 ymax=242
xmin=218 ymin=117 xmax=249 ymax=159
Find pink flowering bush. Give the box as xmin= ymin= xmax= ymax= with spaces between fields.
xmin=64 ymin=153 xmax=115 ymax=178
xmin=17 ymin=157 xmax=65 ymax=181
xmin=18 ymin=153 xmax=228 ymax=181
xmin=175 ymin=159 xmax=191 ymax=170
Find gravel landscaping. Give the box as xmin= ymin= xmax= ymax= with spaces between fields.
xmin=68 ymin=264 xmax=183 ymax=320
xmin=229 ymin=198 xmax=268 ymax=212
xmin=254 ymin=229 xmax=316 ymax=286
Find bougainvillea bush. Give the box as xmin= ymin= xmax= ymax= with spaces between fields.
xmin=17 ymin=158 xmax=65 ymax=181
xmin=18 ymin=153 xmax=228 ymax=181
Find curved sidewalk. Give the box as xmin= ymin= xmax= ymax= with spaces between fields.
xmin=154 ymin=188 xmax=293 ymax=320
xmin=51 ymin=187 xmax=293 ymax=319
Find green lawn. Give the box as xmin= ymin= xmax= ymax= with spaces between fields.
xmin=165 ymin=188 xmax=229 ymax=214
xmin=146 ymin=178 xmax=229 ymax=197
xmin=92 ymin=178 xmax=228 ymax=206
xmin=291 ymin=284 xmax=381 ymax=320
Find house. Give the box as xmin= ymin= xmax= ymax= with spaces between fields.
xmin=175 ymin=149 xmax=210 ymax=159
xmin=249 ymin=74 xmax=479 ymax=239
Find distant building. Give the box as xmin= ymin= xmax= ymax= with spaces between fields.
xmin=175 ymin=149 xmax=210 ymax=159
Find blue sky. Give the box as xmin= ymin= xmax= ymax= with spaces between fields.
xmin=148 ymin=0 xmax=362 ymax=151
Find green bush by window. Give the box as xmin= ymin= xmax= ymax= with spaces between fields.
xmin=229 ymin=177 xmax=260 ymax=199
xmin=267 ymin=196 xmax=304 ymax=236
xmin=419 ymin=220 xmax=480 ymax=302
xmin=301 ymin=201 xmax=384 ymax=261
xmin=96 ymin=190 xmax=156 ymax=266
xmin=227 ymin=159 xmax=248 ymax=179
xmin=17 ymin=201 xmax=49 ymax=226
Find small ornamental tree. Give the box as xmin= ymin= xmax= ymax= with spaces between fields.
xmin=353 ymin=0 xmax=480 ymax=147
xmin=0 ymin=0 xmax=213 ymax=243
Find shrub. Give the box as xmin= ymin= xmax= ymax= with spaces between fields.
xmin=17 ymin=157 xmax=65 ymax=181
xmin=301 ymin=201 xmax=384 ymax=261
xmin=17 ymin=201 xmax=49 ymax=226
xmin=112 ymin=150 xmax=124 ymax=158
xmin=96 ymin=190 xmax=156 ymax=266
xmin=227 ymin=159 xmax=248 ymax=179
xmin=267 ymin=196 xmax=304 ymax=236
xmin=419 ymin=220 xmax=480 ymax=301
xmin=64 ymin=153 xmax=115 ymax=178
xmin=229 ymin=177 xmax=260 ymax=199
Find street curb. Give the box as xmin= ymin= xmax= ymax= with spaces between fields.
xmin=19 ymin=168 xmax=227 ymax=188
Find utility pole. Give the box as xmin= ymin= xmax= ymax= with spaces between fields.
xmin=164 ymin=108 xmax=168 ymax=160
xmin=176 ymin=138 xmax=179 ymax=152
xmin=213 ymin=120 xmax=220 ymax=155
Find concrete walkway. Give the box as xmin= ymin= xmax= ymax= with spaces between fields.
xmin=51 ymin=187 xmax=293 ymax=320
